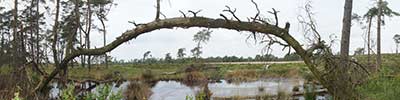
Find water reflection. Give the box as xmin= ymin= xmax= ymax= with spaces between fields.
xmin=50 ymin=78 xmax=331 ymax=100
xmin=150 ymin=81 xmax=201 ymax=100
xmin=149 ymin=78 xmax=304 ymax=100
xmin=209 ymin=78 xmax=302 ymax=97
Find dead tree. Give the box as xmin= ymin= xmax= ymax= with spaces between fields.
xmin=34 ymin=1 xmax=369 ymax=99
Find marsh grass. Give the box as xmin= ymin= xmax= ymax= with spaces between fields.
xmin=124 ymin=81 xmax=152 ymax=100
xmin=183 ymin=71 xmax=207 ymax=87
xmin=355 ymin=54 xmax=400 ymax=100
xmin=225 ymin=70 xmax=259 ymax=82
xmin=58 ymin=83 xmax=123 ymax=100
xmin=357 ymin=68 xmax=400 ymax=100
xmin=0 ymin=67 xmax=48 ymax=100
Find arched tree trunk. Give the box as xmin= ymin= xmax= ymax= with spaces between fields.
xmin=35 ymin=17 xmax=324 ymax=93
xmin=34 ymin=17 xmax=365 ymax=100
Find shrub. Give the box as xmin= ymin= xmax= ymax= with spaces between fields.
xmin=357 ymin=75 xmax=400 ymax=100
xmin=124 ymin=81 xmax=152 ymax=100
xmin=141 ymin=69 xmax=155 ymax=81
xmin=183 ymin=71 xmax=207 ymax=87
xmin=225 ymin=70 xmax=258 ymax=82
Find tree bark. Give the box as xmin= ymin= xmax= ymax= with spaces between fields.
xmin=86 ymin=0 xmax=92 ymax=71
xmin=338 ymin=0 xmax=357 ymax=99
xmin=36 ymin=0 xmax=40 ymax=64
xmin=376 ymin=0 xmax=382 ymax=72
xmin=30 ymin=0 xmax=35 ymax=63
xmin=12 ymin=0 xmax=19 ymax=67
xmin=98 ymin=14 xmax=108 ymax=68
xmin=367 ymin=16 xmax=372 ymax=65
xmin=34 ymin=17 xmax=324 ymax=92
xmin=51 ymin=0 xmax=61 ymax=66
xmin=51 ymin=0 xmax=61 ymax=84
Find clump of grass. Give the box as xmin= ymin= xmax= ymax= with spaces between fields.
xmin=124 ymin=81 xmax=152 ymax=100
xmin=258 ymin=86 xmax=265 ymax=92
xmin=225 ymin=70 xmax=259 ymax=82
xmin=141 ymin=69 xmax=155 ymax=81
xmin=103 ymin=73 xmax=115 ymax=80
xmin=59 ymin=83 xmax=122 ymax=100
xmin=357 ymin=74 xmax=400 ymax=100
xmin=0 ymin=74 xmax=19 ymax=99
xmin=61 ymin=84 xmax=76 ymax=100
xmin=303 ymin=83 xmax=317 ymax=100
xmin=0 ymin=68 xmax=47 ymax=100
xmin=183 ymin=71 xmax=207 ymax=87
xmin=186 ymin=85 xmax=212 ymax=100
xmin=276 ymin=90 xmax=290 ymax=100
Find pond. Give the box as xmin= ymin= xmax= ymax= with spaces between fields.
xmin=50 ymin=78 xmax=330 ymax=100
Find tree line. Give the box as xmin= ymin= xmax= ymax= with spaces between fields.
xmin=0 ymin=0 xmax=115 ymax=70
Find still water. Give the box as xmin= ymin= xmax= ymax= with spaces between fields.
xmin=50 ymin=78 xmax=330 ymax=100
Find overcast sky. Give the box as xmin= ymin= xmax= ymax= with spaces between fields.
xmin=4 ymin=0 xmax=399 ymax=60
xmin=84 ymin=0 xmax=400 ymax=60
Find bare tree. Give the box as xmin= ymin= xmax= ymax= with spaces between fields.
xmin=375 ymin=0 xmax=400 ymax=71
xmin=143 ymin=51 xmax=151 ymax=62
xmin=393 ymin=34 xmax=400 ymax=54
xmin=177 ymin=48 xmax=186 ymax=59
xmin=34 ymin=1 xmax=369 ymax=99
xmin=84 ymin=0 xmax=93 ymax=71
xmin=192 ymin=29 xmax=212 ymax=59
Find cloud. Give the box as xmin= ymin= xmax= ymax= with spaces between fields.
xmin=87 ymin=0 xmax=400 ymax=60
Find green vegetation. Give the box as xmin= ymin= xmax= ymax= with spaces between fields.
xmin=60 ymin=83 xmax=123 ymax=100
xmin=1 ymin=62 xmax=307 ymax=82
xmin=357 ymin=74 xmax=400 ymax=100
xmin=128 ymin=62 xmax=305 ymax=81
xmin=124 ymin=81 xmax=152 ymax=100
xmin=356 ymin=54 xmax=400 ymax=100
xmin=2 ymin=53 xmax=400 ymax=99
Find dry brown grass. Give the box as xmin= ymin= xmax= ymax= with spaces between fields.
xmin=0 ymin=68 xmax=48 ymax=100
xmin=0 ymin=74 xmax=16 ymax=99
xmin=225 ymin=70 xmax=259 ymax=82
xmin=183 ymin=71 xmax=207 ymax=87
xmin=124 ymin=81 xmax=152 ymax=100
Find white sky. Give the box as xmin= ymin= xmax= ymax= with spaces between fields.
xmin=3 ymin=0 xmax=400 ymax=60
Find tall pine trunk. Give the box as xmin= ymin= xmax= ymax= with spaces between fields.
xmin=376 ymin=0 xmax=382 ymax=72
xmin=86 ymin=0 xmax=92 ymax=71
xmin=12 ymin=0 xmax=19 ymax=67
xmin=367 ymin=16 xmax=372 ymax=66
xmin=36 ymin=0 xmax=40 ymax=64
xmin=51 ymin=0 xmax=61 ymax=84
xmin=337 ymin=0 xmax=357 ymax=99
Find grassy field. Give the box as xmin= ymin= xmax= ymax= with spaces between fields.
xmin=352 ymin=54 xmax=400 ymax=100
xmin=0 ymin=62 xmax=308 ymax=82
xmin=2 ymin=54 xmax=399 ymax=99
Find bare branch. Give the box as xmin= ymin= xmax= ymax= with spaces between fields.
xmin=179 ymin=10 xmax=187 ymax=18
xmin=36 ymin=17 xmax=321 ymax=92
xmin=250 ymin=0 xmax=260 ymax=22
xmin=160 ymin=12 xmax=167 ymax=19
xmin=268 ymin=8 xmax=280 ymax=26
xmin=219 ymin=14 xmax=229 ymax=22
xmin=188 ymin=10 xmax=202 ymax=17
xmin=128 ymin=20 xmax=145 ymax=27
xmin=223 ymin=6 xmax=241 ymax=22
xmin=155 ymin=0 xmax=161 ymax=21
